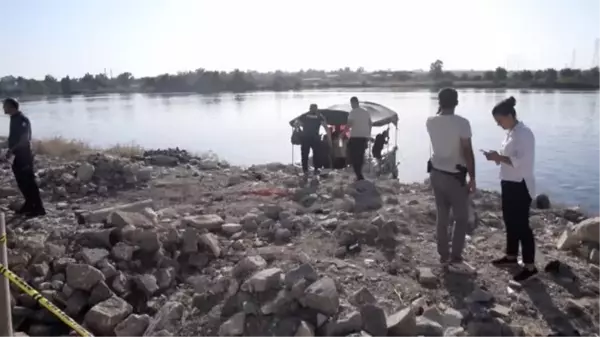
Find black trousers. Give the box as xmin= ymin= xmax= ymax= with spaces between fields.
xmin=12 ymin=154 xmax=44 ymax=211
xmin=300 ymin=137 xmax=320 ymax=173
xmin=348 ymin=137 xmax=368 ymax=180
xmin=501 ymin=180 xmax=534 ymax=264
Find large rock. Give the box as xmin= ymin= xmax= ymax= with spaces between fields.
xmin=77 ymin=162 xmax=95 ymax=182
xmin=84 ymin=199 xmax=154 ymax=224
xmin=218 ymin=312 xmax=245 ymax=336
xmin=573 ymin=217 xmax=600 ymax=244
xmin=361 ymin=304 xmax=387 ymax=336
xmin=66 ymin=264 xmax=105 ymax=291
xmin=233 ymin=256 xmax=267 ymax=279
xmin=81 ymin=248 xmax=110 ymax=266
xmin=134 ymin=274 xmax=159 ymax=297
xmin=284 ymin=263 xmax=318 ymax=289
xmin=148 ymin=155 xmax=178 ymax=167
xmin=300 ymin=277 xmax=339 ymax=316
xmin=184 ymin=214 xmax=224 ymax=230
xmin=84 ymin=296 xmax=133 ymax=336
xmin=199 ymin=233 xmax=221 ymax=257
xmin=241 ymin=268 xmax=282 ymax=292
xmin=108 ymin=211 xmax=153 ymax=228
xmin=348 ymin=180 xmax=382 ymax=212
xmin=387 ymin=307 xmax=417 ymax=336
xmin=295 ymin=320 xmax=315 ymax=336
xmin=534 ymin=194 xmax=551 ymax=209
xmin=115 ymin=314 xmax=150 ymax=336
xmin=416 ymin=316 xmax=444 ymax=336
xmin=144 ymin=301 xmax=185 ymax=336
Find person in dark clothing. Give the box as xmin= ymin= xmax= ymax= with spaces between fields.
xmin=297 ymin=104 xmax=331 ymax=175
xmin=3 ymin=98 xmax=46 ymax=217
xmin=372 ymin=128 xmax=389 ymax=161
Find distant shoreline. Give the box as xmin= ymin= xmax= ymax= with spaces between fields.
xmin=11 ymin=80 xmax=599 ymax=100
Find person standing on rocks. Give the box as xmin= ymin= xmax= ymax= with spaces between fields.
xmin=426 ymin=88 xmax=475 ymax=270
xmin=297 ymin=103 xmax=331 ymax=176
xmin=347 ymin=96 xmax=372 ymax=181
xmin=483 ymin=96 xmax=538 ymax=282
xmin=3 ymin=98 xmax=46 ymax=217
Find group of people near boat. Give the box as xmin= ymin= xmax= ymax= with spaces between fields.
xmin=292 ymin=96 xmax=391 ymax=180
xmin=293 ymin=89 xmax=538 ymax=283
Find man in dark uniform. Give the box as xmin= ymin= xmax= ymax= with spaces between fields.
xmin=3 ymin=98 xmax=46 ymax=217
xmin=297 ymin=104 xmax=331 ymax=176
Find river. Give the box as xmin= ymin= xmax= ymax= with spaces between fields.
xmin=2 ymin=89 xmax=599 ymax=213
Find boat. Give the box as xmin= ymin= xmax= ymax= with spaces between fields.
xmin=289 ymin=101 xmax=400 ymax=178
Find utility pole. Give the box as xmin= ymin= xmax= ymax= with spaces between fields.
xmin=0 ymin=212 xmax=13 ymax=337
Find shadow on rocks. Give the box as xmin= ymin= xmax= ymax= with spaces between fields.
xmin=523 ymin=280 xmax=580 ymax=336
xmin=442 ymin=272 xmax=476 ymax=308
xmin=544 ymin=260 xmax=588 ymax=298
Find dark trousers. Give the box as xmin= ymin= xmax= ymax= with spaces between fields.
xmin=300 ymin=137 xmax=320 ymax=173
xmin=12 ymin=154 xmax=44 ymax=211
xmin=501 ymin=180 xmax=534 ymax=264
xmin=348 ymin=137 xmax=368 ymax=180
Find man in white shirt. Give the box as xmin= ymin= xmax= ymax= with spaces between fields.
xmin=347 ymin=96 xmax=372 ymax=180
xmin=426 ymin=88 xmax=476 ymax=269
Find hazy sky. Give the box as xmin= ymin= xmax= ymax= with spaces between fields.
xmin=1 ymin=0 xmax=599 ymax=78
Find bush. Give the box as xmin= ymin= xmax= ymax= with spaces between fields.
xmin=32 ymin=136 xmax=143 ymax=159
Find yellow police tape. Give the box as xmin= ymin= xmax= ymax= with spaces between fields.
xmin=0 ymin=234 xmax=94 ymax=337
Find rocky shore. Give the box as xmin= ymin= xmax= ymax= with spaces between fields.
xmin=0 ymin=146 xmax=598 ymax=337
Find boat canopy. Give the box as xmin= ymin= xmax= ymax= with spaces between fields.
xmin=289 ymin=101 xmax=399 ymax=127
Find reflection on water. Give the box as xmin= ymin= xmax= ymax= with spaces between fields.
xmin=1 ymin=90 xmax=597 ymax=213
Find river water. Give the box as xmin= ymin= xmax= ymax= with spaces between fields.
xmin=2 ymin=89 xmax=599 ymax=213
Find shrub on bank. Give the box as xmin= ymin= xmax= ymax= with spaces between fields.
xmin=32 ymin=136 xmax=143 ymax=159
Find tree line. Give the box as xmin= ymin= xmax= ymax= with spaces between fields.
xmin=429 ymin=60 xmax=599 ymax=90
xmin=0 ymin=61 xmax=598 ymax=97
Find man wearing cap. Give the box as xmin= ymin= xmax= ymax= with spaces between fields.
xmin=3 ymin=98 xmax=46 ymax=217
xmin=426 ymin=88 xmax=475 ymax=270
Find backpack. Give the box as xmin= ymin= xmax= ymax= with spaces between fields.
xmin=291 ymin=127 xmax=303 ymax=145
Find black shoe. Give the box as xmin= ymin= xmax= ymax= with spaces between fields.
xmin=513 ymin=267 xmax=538 ymax=283
xmin=492 ymin=256 xmax=519 ymax=267
xmin=26 ymin=209 xmax=46 ymax=218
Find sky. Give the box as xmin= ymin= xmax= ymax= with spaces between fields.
xmin=1 ymin=0 xmax=599 ymax=79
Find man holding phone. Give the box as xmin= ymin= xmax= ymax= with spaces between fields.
xmin=426 ymin=88 xmax=476 ymax=271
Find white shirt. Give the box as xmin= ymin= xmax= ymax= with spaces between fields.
xmin=499 ymin=121 xmax=536 ymax=199
xmin=426 ymin=114 xmax=472 ymax=173
xmin=348 ymin=107 xmax=372 ymax=138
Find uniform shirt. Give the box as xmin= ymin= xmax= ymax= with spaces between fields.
xmin=426 ymin=114 xmax=472 ymax=173
xmin=499 ymin=121 xmax=536 ymax=199
xmin=9 ymin=112 xmax=32 ymax=156
xmin=299 ymin=113 xmax=325 ymax=139
xmin=348 ymin=107 xmax=372 ymax=138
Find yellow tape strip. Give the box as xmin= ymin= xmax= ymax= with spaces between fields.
xmin=0 ymin=264 xmax=93 ymax=337
xmin=0 ymin=234 xmax=6 ymax=244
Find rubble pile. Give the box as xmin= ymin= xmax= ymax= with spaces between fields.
xmin=142 ymin=148 xmax=195 ymax=164
xmin=2 ymin=207 xmax=525 ymax=337
xmin=141 ymin=148 xmax=228 ymax=170
xmin=35 ymin=153 xmax=153 ymax=198
xmin=0 ymin=149 xmax=598 ymax=337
